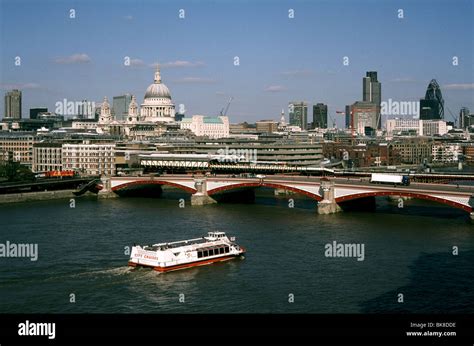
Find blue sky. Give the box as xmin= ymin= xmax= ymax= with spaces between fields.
xmin=1 ymin=0 xmax=473 ymax=126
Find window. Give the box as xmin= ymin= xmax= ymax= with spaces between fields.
xmin=197 ymin=251 xmax=202 ymax=259
xmin=209 ymin=249 xmax=214 ymax=256
xmin=219 ymin=247 xmax=224 ymax=254
xmin=203 ymin=250 xmax=208 ymax=257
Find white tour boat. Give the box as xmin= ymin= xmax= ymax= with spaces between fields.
xmin=128 ymin=232 xmax=245 ymax=272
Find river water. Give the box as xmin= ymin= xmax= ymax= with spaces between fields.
xmin=1 ymin=190 xmax=473 ymax=313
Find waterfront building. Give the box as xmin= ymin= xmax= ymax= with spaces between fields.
xmin=32 ymin=142 xmax=63 ymax=172
xmin=432 ymin=143 xmax=461 ymax=163
xmin=0 ymin=132 xmax=37 ymax=167
xmin=4 ymin=89 xmax=22 ymax=119
xmin=289 ymin=102 xmax=308 ymax=130
xmin=189 ymin=137 xmax=323 ymax=166
xmin=391 ymin=138 xmax=433 ymax=164
xmin=180 ymin=115 xmax=229 ymax=138
xmin=312 ymin=103 xmax=328 ymax=129
xmin=322 ymin=141 xmax=400 ymax=167
xmin=420 ymin=79 xmax=444 ymax=120
xmin=62 ymin=142 xmax=116 ymax=176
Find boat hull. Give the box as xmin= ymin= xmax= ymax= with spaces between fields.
xmin=128 ymin=252 xmax=245 ymax=272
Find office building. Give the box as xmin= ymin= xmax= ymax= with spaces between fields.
xmin=420 ymin=79 xmax=444 ymax=120
xmin=180 ymin=115 xmax=230 ymax=138
xmin=4 ymin=89 xmax=22 ymax=119
xmin=30 ymin=108 xmax=48 ymax=119
xmin=362 ymin=71 xmax=381 ymax=129
xmin=312 ymin=103 xmax=328 ymax=129
xmin=345 ymin=105 xmax=351 ymax=129
xmin=32 ymin=142 xmax=63 ymax=172
xmin=289 ymin=101 xmax=308 ymax=130
xmin=256 ymin=120 xmax=279 ymax=133
xmin=459 ymin=107 xmax=471 ymax=129
xmin=351 ymin=101 xmax=377 ymax=135
xmin=62 ymin=142 xmax=116 ymax=176
xmin=0 ymin=132 xmax=37 ymax=166
xmin=113 ymin=94 xmax=132 ymax=121
xmin=386 ymin=119 xmax=448 ymax=136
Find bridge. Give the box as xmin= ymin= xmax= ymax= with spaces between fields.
xmin=107 ymin=174 xmax=474 ymax=219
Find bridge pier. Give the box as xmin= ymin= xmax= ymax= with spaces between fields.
xmin=97 ymin=176 xmax=118 ymax=199
xmin=191 ymin=178 xmax=217 ymax=206
xmin=317 ymin=179 xmax=341 ymax=215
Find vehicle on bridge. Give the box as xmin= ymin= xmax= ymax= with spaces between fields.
xmin=128 ymin=231 xmax=246 ymax=272
xmin=370 ymin=173 xmax=410 ymax=186
xmin=35 ymin=170 xmax=78 ymax=179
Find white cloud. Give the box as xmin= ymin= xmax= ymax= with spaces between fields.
xmin=390 ymin=77 xmax=417 ymax=83
xmin=123 ymin=15 xmax=133 ymax=20
xmin=129 ymin=59 xmax=145 ymax=66
xmin=151 ymin=60 xmax=205 ymax=68
xmin=443 ymin=83 xmax=474 ymax=90
xmin=173 ymin=77 xmax=216 ymax=84
xmin=280 ymin=69 xmax=313 ymax=77
xmin=0 ymin=83 xmax=41 ymax=90
xmin=264 ymin=85 xmax=287 ymax=92
xmin=54 ymin=53 xmax=91 ymax=64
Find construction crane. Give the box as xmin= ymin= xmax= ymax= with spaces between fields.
xmin=220 ymin=97 xmax=233 ymax=116
xmin=328 ymin=112 xmax=336 ymax=128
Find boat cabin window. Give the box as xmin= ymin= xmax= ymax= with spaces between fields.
xmin=219 ymin=247 xmax=224 ymax=254
xmin=225 ymin=246 xmax=229 ymax=253
xmin=197 ymin=251 xmax=203 ymax=258
xmin=203 ymin=250 xmax=208 ymax=257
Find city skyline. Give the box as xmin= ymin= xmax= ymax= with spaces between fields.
xmin=1 ymin=0 xmax=473 ymax=126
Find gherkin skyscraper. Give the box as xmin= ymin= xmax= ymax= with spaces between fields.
xmin=420 ymin=79 xmax=444 ymax=120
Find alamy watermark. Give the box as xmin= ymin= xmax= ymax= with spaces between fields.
xmin=216 ymin=146 xmax=257 ymax=163
xmin=18 ymin=320 xmax=55 ymax=339
xmin=381 ymin=98 xmax=419 ymax=117
xmin=324 ymin=241 xmax=365 ymax=261
xmin=0 ymin=241 xmax=38 ymax=261
xmin=55 ymin=98 xmax=95 ymax=116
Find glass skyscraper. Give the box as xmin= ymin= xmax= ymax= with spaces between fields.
xmin=312 ymin=103 xmax=328 ymax=129
xmin=289 ymin=101 xmax=308 ymax=130
xmin=362 ymin=71 xmax=381 ymax=129
xmin=113 ymin=94 xmax=132 ymax=121
xmin=420 ymin=79 xmax=444 ymax=120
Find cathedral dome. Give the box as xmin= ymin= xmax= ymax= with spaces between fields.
xmin=144 ymin=66 xmax=171 ymax=99
xmin=145 ymin=83 xmax=171 ymax=99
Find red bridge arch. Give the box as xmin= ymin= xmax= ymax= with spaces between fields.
xmin=111 ymin=180 xmax=197 ymax=194
xmin=336 ymin=191 xmax=472 ymax=212
xmin=207 ymin=182 xmax=323 ymax=201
